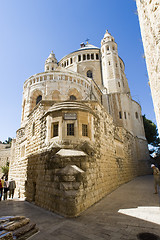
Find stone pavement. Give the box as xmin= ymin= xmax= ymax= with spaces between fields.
xmin=0 ymin=175 xmax=160 ymax=240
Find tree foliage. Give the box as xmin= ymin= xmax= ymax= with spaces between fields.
xmin=0 ymin=137 xmax=12 ymax=145
xmin=143 ymin=115 xmax=160 ymax=146
xmin=1 ymin=161 xmax=9 ymax=176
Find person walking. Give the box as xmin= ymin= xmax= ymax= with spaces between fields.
xmin=3 ymin=177 xmax=9 ymax=200
xmin=151 ymin=164 xmax=160 ymax=194
xmin=8 ymin=179 xmax=16 ymax=199
xmin=0 ymin=179 xmax=2 ymax=201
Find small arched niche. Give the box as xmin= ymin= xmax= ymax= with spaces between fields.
xmin=70 ymin=95 xmax=77 ymax=101
xmin=87 ymin=70 xmax=93 ymax=79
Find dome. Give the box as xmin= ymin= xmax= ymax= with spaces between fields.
xmin=77 ymin=42 xmax=99 ymax=51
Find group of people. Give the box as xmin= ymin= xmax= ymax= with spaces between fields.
xmin=0 ymin=176 xmax=16 ymax=201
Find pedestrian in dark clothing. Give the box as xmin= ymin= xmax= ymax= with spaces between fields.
xmin=3 ymin=177 xmax=9 ymax=200
xmin=9 ymin=179 xmax=16 ymax=199
xmin=0 ymin=180 xmax=2 ymax=201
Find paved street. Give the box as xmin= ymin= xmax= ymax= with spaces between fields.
xmin=1 ymin=175 xmax=160 ymax=240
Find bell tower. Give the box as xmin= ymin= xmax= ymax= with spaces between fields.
xmin=101 ymin=30 xmax=130 ymax=95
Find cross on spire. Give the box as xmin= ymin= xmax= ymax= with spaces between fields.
xmin=85 ymin=38 xmax=90 ymax=43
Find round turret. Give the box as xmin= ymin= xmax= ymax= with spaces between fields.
xmin=101 ymin=30 xmax=130 ymax=95
xmin=45 ymin=51 xmax=58 ymax=72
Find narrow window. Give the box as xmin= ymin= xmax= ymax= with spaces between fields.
xmin=64 ymin=62 xmax=66 ymax=67
xmin=119 ymin=111 xmax=122 ymax=119
xmin=87 ymin=54 xmax=90 ymax=60
xmin=104 ymin=123 xmax=107 ymax=135
xmin=124 ymin=112 xmax=127 ymax=119
xmin=67 ymin=123 xmax=74 ymax=136
xmin=70 ymin=58 xmax=73 ymax=64
xmin=87 ymin=70 xmax=92 ymax=79
xmin=113 ymin=46 xmax=115 ymax=50
xmin=91 ymin=53 xmax=94 ymax=60
xmin=36 ymin=95 xmax=42 ymax=105
xmin=83 ymin=54 xmax=86 ymax=60
xmin=70 ymin=95 xmax=76 ymax=100
xmin=52 ymin=122 xmax=59 ymax=137
xmin=78 ymin=55 xmax=81 ymax=62
xmin=82 ymin=124 xmax=88 ymax=137
xmin=109 ymin=61 xmax=111 ymax=65
xmin=96 ymin=54 xmax=99 ymax=60
xmin=118 ymin=82 xmax=120 ymax=87
xmin=32 ymin=122 xmax=35 ymax=136
xmin=135 ymin=112 xmax=138 ymax=119
xmin=67 ymin=60 xmax=69 ymax=65
xmin=106 ymin=46 xmax=109 ymax=51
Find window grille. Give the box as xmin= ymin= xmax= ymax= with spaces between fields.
xmin=52 ymin=123 xmax=59 ymax=137
xmin=67 ymin=123 xmax=74 ymax=136
xmin=82 ymin=124 xmax=88 ymax=136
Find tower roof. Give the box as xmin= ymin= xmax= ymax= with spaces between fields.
xmin=101 ymin=30 xmax=115 ymax=45
xmin=45 ymin=51 xmax=57 ymax=63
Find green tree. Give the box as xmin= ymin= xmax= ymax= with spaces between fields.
xmin=1 ymin=161 xmax=9 ymax=176
xmin=2 ymin=137 xmax=12 ymax=145
xmin=143 ymin=115 xmax=160 ymax=146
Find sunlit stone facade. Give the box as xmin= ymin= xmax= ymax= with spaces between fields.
xmin=136 ymin=0 xmax=160 ymax=133
xmin=9 ymin=30 xmax=150 ymax=217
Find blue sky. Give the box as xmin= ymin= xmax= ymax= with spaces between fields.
xmin=0 ymin=0 xmax=156 ymax=142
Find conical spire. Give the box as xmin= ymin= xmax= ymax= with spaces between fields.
xmin=101 ymin=30 xmax=114 ymax=46
xmin=45 ymin=51 xmax=58 ymax=72
xmin=46 ymin=51 xmax=57 ymax=64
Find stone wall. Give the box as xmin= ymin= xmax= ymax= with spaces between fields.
xmin=136 ymin=0 xmax=160 ymax=133
xmin=10 ymin=101 xmax=151 ymax=217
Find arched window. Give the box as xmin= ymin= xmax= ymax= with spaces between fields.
xmin=70 ymin=95 xmax=77 ymax=100
xmin=87 ymin=70 xmax=93 ymax=79
xmin=135 ymin=112 xmax=138 ymax=119
xmin=36 ymin=95 xmax=42 ymax=105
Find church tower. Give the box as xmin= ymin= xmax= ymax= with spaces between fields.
xmin=101 ymin=30 xmax=130 ymax=95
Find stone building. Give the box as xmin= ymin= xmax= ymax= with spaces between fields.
xmin=0 ymin=143 xmax=11 ymax=177
xmin=136 ymin=0 xmax=160 ymax=134
xmin=9 ymin=30 xmax=150 ymax=217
